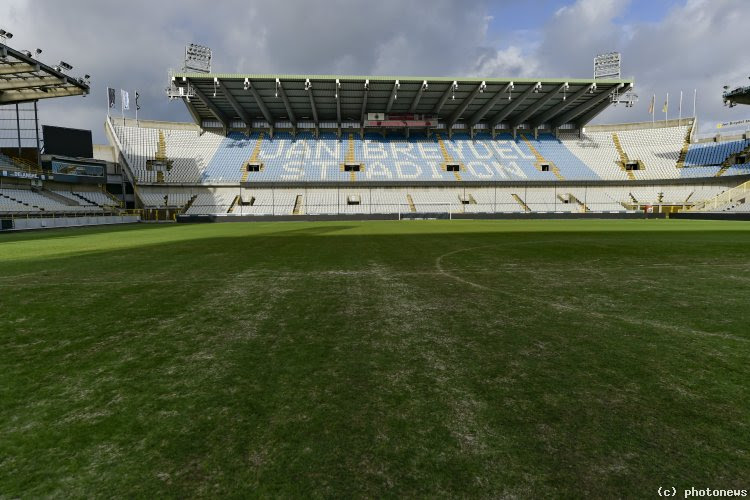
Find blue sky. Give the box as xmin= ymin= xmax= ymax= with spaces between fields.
xmin=6 ymin=0 xmax=750 ymax=141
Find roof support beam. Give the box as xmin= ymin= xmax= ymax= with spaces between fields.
xmin=245 ymin=80 xmax=275 ymax=131
xmin=183 ymin=98 xmax=202 ymax=126
xmin=275 ymin=78 xmax=297 ymax=130
xmin=532 ymin=83 xmax=595 ymax=127
xmin=447 ymin=81 xmax=486 ymax=132
xmin=306 ymin=80 xmax=319 ymax=132
xmin=217 ymin=79 xmax=252 ymax=132
xmin=467 ymin=82 xmax=513 ymax=128
xmin=0 ymin=76 xmax=64 ymax=91
xmin=385 ymin=80 xmax=399 ymax=113
xmin=335 ymin=79 xmax=341 ymax=137
xmin=360 ymin=82 xmax=369 ymax=136
xmin=488 ymin=82 xmax=540 ymax=130
xmin=190 ymin=83 xmax=229 ymax=132
xmin=574 ymin=99 xmax=615 ymax=129
xmin=0 ymin=63 xmax=40 ymax=75
xmin=431 ymin=81 xmax=457 ymax=115
xmin=575 ymin=84 xmax=632 ymax=128
xmin=553 ymin=83 xmax=624 ymax=127
xmin=409 ymin=80 xmax=427 ymax=113
xmin=510 ymin=82 xmax=566 ymax=129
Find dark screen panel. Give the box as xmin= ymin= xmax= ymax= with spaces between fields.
xmin=42 ymin=125 xmax=93 ymax=158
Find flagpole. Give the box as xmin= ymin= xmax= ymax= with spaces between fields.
xmin=107 ymin=87 xmax=110 ymax=118
xmin=121 ymin=89 xmax=125 ymax=126
xmin=679 ymin=90 xmax=683 ymax=126
xmin=652 ymin=94 xmax=655 ymax=125
xmin=135 ymin=89 xmax=138 ymax=126
xmin=665 ymin=92 xmax=669 ymax=125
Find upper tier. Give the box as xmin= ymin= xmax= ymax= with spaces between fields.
xmin=111 ymin=123 xmax=750 ymax=184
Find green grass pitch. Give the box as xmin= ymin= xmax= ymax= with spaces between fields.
xmin=1 ymin=219 xmax=749 ymax=497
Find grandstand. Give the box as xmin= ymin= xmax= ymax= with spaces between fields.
xmin=0 ymin=37 xmax=139 ymax=230
xmin=80 ymin=72 xmax=745 ymax=220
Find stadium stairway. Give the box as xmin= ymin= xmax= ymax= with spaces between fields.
xmin=228 ymin=195 xmax=240 ymax=213
xmin=293 ymin=195 xmax=303 ymax=215
xmin=512 ymin=193 xmax=530 ymax=212
xmin=406 ymin=194 xmax=417 ymax=212
xmin=183 ymin=194 xmax=198 ymax=213
xmin=676 ymin=127 xmax=692 ymax=169
xmin=436 ymin=133 xmax=462 ymax=181
xmin=241 ymin=132 xmax=265 ymax=182
xmin=521 ymin=134 xmax=564 ymax=180
xmin=612 ymin=133 xmax=637 ymax=180
xmin=561 ymin=193 xmax=588 ymax=212
xmin=342 ymin=133 xmax=358 ymax=182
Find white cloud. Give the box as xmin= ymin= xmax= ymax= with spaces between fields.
xmin=4 ymin=0 xmax=750 ymax=141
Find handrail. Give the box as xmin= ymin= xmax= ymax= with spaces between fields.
xmin=689 ymin=180 xmax=750 ymax=211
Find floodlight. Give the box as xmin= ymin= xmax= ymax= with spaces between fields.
xmin=244 ymin=78 xmax=250 ymax=91
xmin=22 ymin=50 xmax=31 ymax=57
xmin=59 ymin=61 xmax=73 ymax=71
xmin=363 ymin=80 xmax=368 ymax=91
xmin=479 ymin=81 xmax=487 ymax=93
xmin=421 ymin=80 xmax=428 ymax=91
xmin=0 ymin=29 xmax=13 ymax=41
xmin=305 ymin=79 xmax=312 ymax=91
xmin=35 ymin=48 xmax=42 ymax=56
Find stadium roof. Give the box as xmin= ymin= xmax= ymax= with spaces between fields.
xmin=0 ymin=42 xmax=90 ymax=104
xmin=172 ymin=72 xmax=633 ymax=134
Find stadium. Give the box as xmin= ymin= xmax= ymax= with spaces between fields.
xmin=2 ymin=2 xmax=750 ymax=497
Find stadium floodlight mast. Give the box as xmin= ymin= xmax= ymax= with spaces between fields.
xmin=596 ymin=52 xmax=638 ymax=107
xmin=54 ymin=61 xmax=74 ymax=72
xmin=183 ymin=43 xmax=212 ymax=73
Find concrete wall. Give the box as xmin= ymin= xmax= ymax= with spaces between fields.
xmin=4 ymin=215 xmax=140 ymax=231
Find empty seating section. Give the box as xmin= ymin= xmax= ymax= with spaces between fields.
xmin=685 ymin=139 xmax=750 ymax=166
xmin=52 ymin=190 xmax=119 ymax=208
xmin=113 ymin=125 xmax=224 ymax=183
xmin=0 ymin=153 xmax=23 ymax=172
xmin=132 ymin=185 xmax=733 ymax=216
xmin=0 ymin=188 xmax=106 ymax=213
xmin=114 ymin=123 xmax=750 ymax=184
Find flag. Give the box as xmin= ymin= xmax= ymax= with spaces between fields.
xmin=107 ymin=87 xmax=116 ymax=109
xmin=662 ymin=94 xmax=668 ymax=114
xmin=135 ymin=91 xmax=141 ymax=111
xmin=648 ymin=95 xmax=654 ymax=114
xmin=121 ymin=89 xmax=129 ymax=111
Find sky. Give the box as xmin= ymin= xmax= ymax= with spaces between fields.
xmin=4 ymin=0 xmax=750 ymax=143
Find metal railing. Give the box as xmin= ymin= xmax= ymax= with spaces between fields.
xmin=688 ymin=180 xmax=750 ymax=212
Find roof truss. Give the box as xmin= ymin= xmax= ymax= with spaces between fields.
xmin=171 ymin=74 xmax=632 ymax=133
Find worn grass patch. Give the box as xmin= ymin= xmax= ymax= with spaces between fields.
xmin=1 ymin=219 xmax=749 ymax=496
